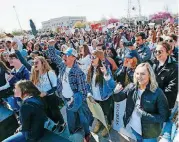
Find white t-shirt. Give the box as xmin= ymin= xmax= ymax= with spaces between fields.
xmin=91 ymin=72 xmax=102 ymax=101
xmin=129 ymin=89 xmax=144 ymax=135
xmin=148 ymin=42 xmax=156 ymax=51
xmin=36 ymin=70 xmax=57 ymax=93
xmin=61 ymin=67 xmax=73 ymax=98
xmin=78 ymin=55 xmax=91 ymax=76
xmin=88 ymin=46 xmax=94 ymax=54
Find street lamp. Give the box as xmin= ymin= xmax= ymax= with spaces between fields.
xmin=13 ymin=5 xmax=23 ymax=31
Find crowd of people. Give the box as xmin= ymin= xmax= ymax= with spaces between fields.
xmin=0 ymin=22 xmax=178 ymax=142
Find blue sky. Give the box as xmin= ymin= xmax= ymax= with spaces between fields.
xmin=0 ymin=0 xmax=178 ymax=32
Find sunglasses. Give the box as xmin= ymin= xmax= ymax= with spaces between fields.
xmin=165 ymin=39 xmax=173 ymax=43
xmin=34 ymin=61 xmax=39 ymax=65
xmin=154 ymin=50 xmax=163 ymax=55
xmin=91 ymin=55 xmax=97 ymax=60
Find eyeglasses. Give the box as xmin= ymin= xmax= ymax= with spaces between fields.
xmin=154 ymin=50 xmax=163 ymax=55
xmin=165 ymin=39 xmax=173 ymax=43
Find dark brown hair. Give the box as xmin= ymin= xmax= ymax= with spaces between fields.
xmin=169 ymin=34 xmax=177 ymax=42
xmin=87 ymin=50 xmax=104 ymax=86
xmin=79 ymin=44 xmax=90 ymax=58
xmin=9 ymin=53 xmax=18 ymax=59
xmin=158 ymin=41 xmax=171 ymax=53
xmin=15 ymin=80 xmax=41 ymax=98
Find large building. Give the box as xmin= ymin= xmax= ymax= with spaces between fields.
xmin=42 ymin=16 xmax=86 ymax=31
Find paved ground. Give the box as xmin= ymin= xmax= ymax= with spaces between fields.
xmin=45 ymin=106 xmax=136 ymax=142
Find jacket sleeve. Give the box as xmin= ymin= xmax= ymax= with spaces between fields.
xmin=164 ymin=65 xmax=178 ymax=108
xmin=13 ymin=37 xmax=23 ymax=51
xmin=77 ymin=71 xmax=88 ymax=96
xmin=140 ymin=46 xmax=152 ymax=62
xmin=47 ymin=46 xmax=66 ymax=75
xmin=22 ymin=68 xmax=30 ymax=80
xmin=20 ymin=104 xmax=32 ymax=132
xmin=113 ymin=90 xmax=128 ymax=102
xmin=142 ymin=89 xmax=169 ymax=123
xmin=103 ymin=72 xmax=116 ymax=91
xmin=15 ymin=50 xmax=32 ymax=71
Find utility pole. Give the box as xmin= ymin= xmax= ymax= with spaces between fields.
xmin=127 ymin=0 xmax=132 ymax=27
xmin=137 ymin=0 xmax=141 ymax=20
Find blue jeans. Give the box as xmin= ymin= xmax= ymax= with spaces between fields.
xmin=2 ymin=132 xmax=26 ymax=142
xmin=131 ymin=128 xmax=157 ymax=142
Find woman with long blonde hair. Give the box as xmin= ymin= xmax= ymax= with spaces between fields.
xmin=31 ymin=56 xmax=66 ymax=133
xmin=113 ymin=63 xmax=169 ymax=142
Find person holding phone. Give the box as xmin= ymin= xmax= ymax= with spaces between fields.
xmin=87 ymin=50 xmax=115 ymax=137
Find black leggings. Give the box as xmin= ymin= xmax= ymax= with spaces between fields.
xmin=97 ymin=96 xmax=114 ymax=125
xmin=43 ymin=95 xmax=64 ymax=125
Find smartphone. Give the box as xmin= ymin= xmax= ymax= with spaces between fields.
xmin=101 ymin=60 xmax=106 ymax=67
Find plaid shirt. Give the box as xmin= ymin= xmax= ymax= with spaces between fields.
xmin=48 ymin=46 xmax=88 ymax=98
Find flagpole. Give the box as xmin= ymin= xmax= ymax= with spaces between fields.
xmin=13 ymin=5 xmax=23 ymax=31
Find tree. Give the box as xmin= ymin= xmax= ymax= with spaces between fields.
xmin=30 ymin=19 xmax=38 ymax=36
xmin=107 ymin=18 xmax=119 ymax=25
xmin=150 ymin=12 xmax=172 ymax=20
xmin=74 ymin=21 xmax=86 ymax=28
xmin=11 ymin=30 xmax=24 ymax=36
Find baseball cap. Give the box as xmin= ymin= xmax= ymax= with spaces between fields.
xmin=63 ymin=48 xmax=78 ymax=58
xmin=118 ymin=26 xmax=124 ymax=30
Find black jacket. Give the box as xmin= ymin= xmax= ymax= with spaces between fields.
xmin=20 ymin=97 xmax=47 ymax=141
xmin=113 ymin=84 xmax=169 ymax=138
xmin=153 ymin=56 xmax=178 ymax=109
xmin=114 ymin=66 xmax=134 ymax=87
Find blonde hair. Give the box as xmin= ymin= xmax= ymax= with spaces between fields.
xmin=123 ymin=57 xmax=138 ymax=69
xmin=133 ymin=63 xmax=158 ymax=92
xmin=31 ymin=56 xmax=52 ymax=85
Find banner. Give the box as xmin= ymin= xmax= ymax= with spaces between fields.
xmin=113 ymin=100 xmax=126 ymax=131
xmin=113 ymin=99 xmax=136 ymax=141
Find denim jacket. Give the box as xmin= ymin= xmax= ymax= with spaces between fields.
xmin=66 ymin=92 xmax=93 ymax=134
xmin=136 ymin=44 xmax=151 ymax=62
xmin=87 ymin=67 xmax=116 ymax=101
xmin=9 ymin=65 xmax=30 ymax=87
xmin=160 ymin=104 xmax=178 ymax=142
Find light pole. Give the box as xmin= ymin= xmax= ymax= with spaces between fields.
xmin=13 ymin=5 xmax=23 ymax=31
